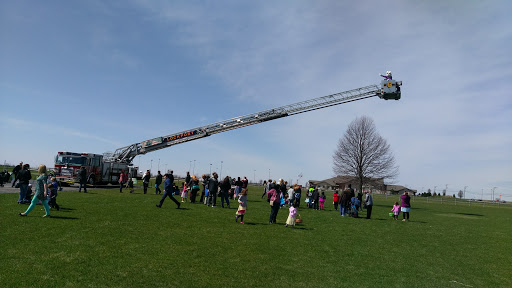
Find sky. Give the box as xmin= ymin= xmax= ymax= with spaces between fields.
xmin=1 ymin=1 xmax=511 ymax=201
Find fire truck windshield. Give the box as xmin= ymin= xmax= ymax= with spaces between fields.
xmin=55 ymin=155 xmax=85 ymax=166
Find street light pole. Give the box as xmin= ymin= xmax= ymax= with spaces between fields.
xmin=193 ymin=160 xmax=196 ymax=175
xmin=253 ymin=169 xmax=256 ymax=184
xmin=220 ymin=161 xmax=223 ymax=179
xmin=464 ymin=186 xmax=467 ymax=199
xmin=492 ymin=187 xmax=497 ymax=201
xmin=158 ymin=158 xmax=160 ymax=171
xmin=150 ymin=159 xmax=153 ymax=172
xmin=209 ymin=164 xmax=212 ymax=175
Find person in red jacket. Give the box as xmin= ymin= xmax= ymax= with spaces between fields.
xmin=333 ymin=191 xmax=340 ymax=211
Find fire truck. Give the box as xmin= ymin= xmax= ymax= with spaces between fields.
xmin=53 ymin=72 xmax=401 ymax=185
xmin=54 ymin=152 xmax=138 ymax=186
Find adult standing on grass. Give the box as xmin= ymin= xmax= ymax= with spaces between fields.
xmin=155 ymin=171 xmax=163 ymax=194
xmin=156 ymin=173 xmax=180 ymax=209
xmin=17 ymin=164 xmax=31 ymax=204
xmin=142 ymin=170 xmax=150 ymax=194
xmin=340 ymin=188 xmax=350 ymax=216
xmin=312 ymin=187 xmax=319 ymax=210
xmin=119 ymin=169 xmax=128 ymax=193
xmin=201 ymin=174 xmax=209 ymax=204
xmin=365 ymin=191 xmax=373 ymax=219
xmin=78 ymin=166 xmax=87 ymax=193
xmin=267 ymin=188 xmax=281 ymax=224
xmin=11 ymin=162 xmax=22 ymax=187
xmin=400 ymin=192 xmax=411 ymax=221
xmin=189 ymin=175 xmax=200 ymax=203
xmin=19 ymin=164 xmax=50 ymax=217
xmin=219 ymin=176 xmax=231 ymax=208
xmin=208 ymin=172 xmax=219 ymax=207
xmin=185 ymin=171 xmax=191 ymax=187
xmin=261 ymin=180 xmax=270 ymax=199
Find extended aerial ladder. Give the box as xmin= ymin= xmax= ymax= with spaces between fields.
xmin=108 ymin=72 xmax=402 ymax=164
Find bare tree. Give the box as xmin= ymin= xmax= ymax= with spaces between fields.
xmin=332 ymin=116 xmax=398 ymax=194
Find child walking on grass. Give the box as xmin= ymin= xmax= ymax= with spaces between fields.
xmin=235 ymin=189 xmax=247 ymax=224
xmin=319 ymin=192 xmax=326 ymax=210
xmin=181 ymin=183 xmax=189 ymax=202
xmin=285 ymin=203 xmax=298 ymax=228
xmin=391 ymin=201 xmax=400 ymax=220
xmin=48 ymin=178 xmax=60 ymax=211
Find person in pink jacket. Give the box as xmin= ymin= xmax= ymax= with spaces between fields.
xmin=119 ymin=170 xmax=128 ymax=193
xmin=391 ymin=201 xmax=400 ymax=220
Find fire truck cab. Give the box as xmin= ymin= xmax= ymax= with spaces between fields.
xmin=54 ymin=151 xmax=137 ymax=186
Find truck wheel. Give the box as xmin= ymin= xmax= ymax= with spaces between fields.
xmin=88 ymin=177 xmax=95 ymax=187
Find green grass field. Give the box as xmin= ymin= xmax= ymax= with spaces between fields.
xmin=1 ymin=185 xmax=511 ymax=288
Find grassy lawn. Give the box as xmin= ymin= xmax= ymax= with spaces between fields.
xmin=1 ymin=185 xmax=510 ymax=288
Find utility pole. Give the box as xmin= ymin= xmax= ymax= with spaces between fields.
xmin=434 ymin=186 xmax=437 ymax=195
xmin=464 ymin=186 xmax=467 ymax=199
xmin=492 ymin=187 xmax=497 ymax=201
xmin=445 ymin=184 xmax=448 ymax=196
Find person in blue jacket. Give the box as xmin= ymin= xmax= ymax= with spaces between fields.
xmin=156 ymin=173 xmax=180 ymax=209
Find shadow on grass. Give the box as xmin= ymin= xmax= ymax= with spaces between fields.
xmin=242 ymin=222 xmax=314 ymax=230
xmin=455 ymin=212 xmax=484 ymax=217
xmin=288 ymin=226 xmax=314 ymax=231
xmin=57 ymin=207 xmax=76 ymax=212
xmin=49 ymin=215 xmax=79 ymax=220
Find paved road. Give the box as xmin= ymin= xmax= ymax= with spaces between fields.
xmin=0 ymin=181 xmax=81 ymax=194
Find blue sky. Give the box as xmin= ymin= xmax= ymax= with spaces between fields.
xmin=1 ymin=1 xmax=511 ymax=200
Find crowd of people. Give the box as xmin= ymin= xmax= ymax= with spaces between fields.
xmin=11 ymin=163 xmax=412 ymax=222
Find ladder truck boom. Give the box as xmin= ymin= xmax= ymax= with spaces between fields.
xmin=109 ymin=73 xmax=402 ymax=164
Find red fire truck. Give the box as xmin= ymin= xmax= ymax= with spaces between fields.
xmin=53 ymin=73 xmax=401 ymax=186
xmin=54 ymin=151 xmax=138 ymax=186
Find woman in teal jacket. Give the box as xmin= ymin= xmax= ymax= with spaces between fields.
xmin=19 ymin=165 xmax=51 ymax=217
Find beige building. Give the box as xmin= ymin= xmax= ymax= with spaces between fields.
xmin=309 ymin=176 xmax=415 ymax=195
